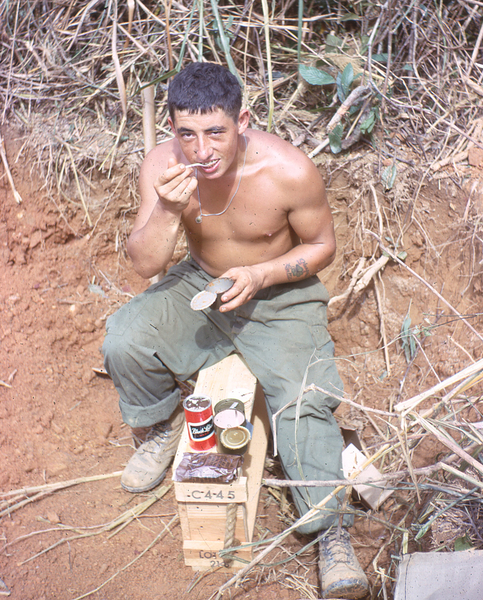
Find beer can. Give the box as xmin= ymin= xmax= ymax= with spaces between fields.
xmin=183 ymin=394 xmax=216 ymax=451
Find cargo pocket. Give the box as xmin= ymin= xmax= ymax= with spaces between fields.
xmin=310 ymin=323 xmax=331 ymax=350
xmin=105 ymin=293 xmax=151 ymax=337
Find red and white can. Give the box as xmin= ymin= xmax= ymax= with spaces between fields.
xmin=183 ymin=394 xmax=216 ymax=451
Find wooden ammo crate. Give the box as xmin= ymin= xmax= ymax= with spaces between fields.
xmin=172 ymin=354 xmax=269 ymax=572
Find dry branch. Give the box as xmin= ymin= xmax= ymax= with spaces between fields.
xmin=0 ymin=472 xmax=122 ymax=519
xmin=394 ymin=357 xmax=483 ymax=415
xmin=327 ymin=85 xmax=372 ymax=133
xmin=368 ymin=231 xmax=483 ymax=344
xmin=213 ymin=444 xmax=390 ymax=599
xmin=0 ymin=134 xmax=22 ymax=204
xmin=329 ymin=255 xmax=390 ymax=308
xmin=72 ymin=514 xmax=179 ymax=600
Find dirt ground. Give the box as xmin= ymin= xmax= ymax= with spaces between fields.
xmin=1 ymin=124 xmax=482 ymax=600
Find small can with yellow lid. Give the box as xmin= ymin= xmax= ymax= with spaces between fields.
xmin=219 ymin=425 xmax=251 ymax=455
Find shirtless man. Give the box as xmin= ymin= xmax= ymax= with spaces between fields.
xmin=103 ymin=62 xmax=369 ymax=599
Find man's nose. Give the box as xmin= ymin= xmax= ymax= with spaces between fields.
xmin=195 ymin=136 xmax=212 ymax=159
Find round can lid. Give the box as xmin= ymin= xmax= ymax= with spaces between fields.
xmin=183 ymin=394 xmax=212 ymax=411
xmin=205 ymin=277 xmax=234 ymax=295
xmin=213 ymin=409 xmax=245 ymax=428
xmin=221 ymin=426 xmax=250 ymax=449
xmin=190 ymin=290 xmax=217 ymax=311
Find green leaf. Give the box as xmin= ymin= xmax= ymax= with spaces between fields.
xmin=341 ymin=63 xmax=354 ymax=97
xmin=372 ymin=53 xmax=388 ymax=63
xmin=455 ymin=535 xmax=473 ymax=551
xmin=340 ymin=12 xmax=360 ymax=21
xmin=325 ymin=34 xmax=345 ymax=50
xmin=336 ymin=72 xmax=345 ymax=102
xmin=382 ymin=164 xmax=397 ymax=190
xmin=360 ymin=110 xmax=376 ymax=134
xmin=329 ymin=123 xmax=343 ymax=154
xmin=298 ymin=64 xmax=336 ymax=86
xmin=400 ymin=303 xmax=417 ymax=364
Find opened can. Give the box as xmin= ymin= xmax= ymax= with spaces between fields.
xmin=219 ymin=425 xmax=250 ymax=455
xmin=183 ymin=394 xmax=216 ymax=451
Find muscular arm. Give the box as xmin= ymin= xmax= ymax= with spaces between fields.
xmin=127 ymin=147 xmax=198 ymax=278
xmin=220 ymin=158 xmax=336 ymax=311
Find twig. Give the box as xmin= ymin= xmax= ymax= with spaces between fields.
xmin=72 ymin=514 xmax=179 ymax=600
xmin=366 ymin=231 xmax=483 ymax=344
xmin=142 ymin=85 xmax=157 ymax=154
xmin=0 ymin=471 xmax=122 ymax=500
xmin=18 ymin=485 xmax=172 ymax=564
xmin=394 ymin=358 xmax=483 ymax=415
xmin=328 ymin=255 xmax=390 ymax=307
xmin=0 ymin=134 xmax=22 ymax=204
xmin=213 ymin=445 xmax=390 ymax=600
xmin=56 ymin=138 xmax=92 ymax=227
xmin=263 ymin=462 xmax=445 ymax=488
xmin=413 ymin=415 xmax=483 ymax=478
xmin=326 ymin=85 xmax=372 ymax=133
xmin=374 ymin=276 xmax=391 ymax=375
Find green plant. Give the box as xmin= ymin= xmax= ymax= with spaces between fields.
xmin=298 ymin=59 xmax=378 ymax=154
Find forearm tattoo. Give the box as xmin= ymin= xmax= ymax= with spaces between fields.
xmin=284 ymin=258 xmax=310 ymax=280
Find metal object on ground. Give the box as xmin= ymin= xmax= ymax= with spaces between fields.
xmin=183 ymin=394 xmax=216 ymax=451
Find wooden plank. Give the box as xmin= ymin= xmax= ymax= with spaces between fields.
xmin=241 ymin=384 xmax=270 ymax=543
xmin=180 ymin=502 xmax=247 ymax=542
xmin=177 ymin=502 xmax=192 ymax=541
xmin=174 ymin=478 xmax=248 ymax=503
xmin=196 ymin=354 xmax=258 ymax=418
xmin=172 ymin=354 xmax=269 ymax=571
xmin=173 ymin=354 xmax=258 ymax=472
xmin=183 ymin=539 xmax=253 ymax=572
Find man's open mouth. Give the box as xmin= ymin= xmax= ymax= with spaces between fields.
xmin=187 ymin=159 xmax=219 ymax=169
xmin=198 ymin=159 xmax=219 ymax=169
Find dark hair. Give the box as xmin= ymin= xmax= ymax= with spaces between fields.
xmin=168 ymin=62 xmax=242 ymax=123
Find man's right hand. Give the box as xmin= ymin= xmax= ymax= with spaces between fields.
xmin=153 ymin=158 xmax=198 ymax=214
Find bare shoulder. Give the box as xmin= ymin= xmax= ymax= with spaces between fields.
xmin=246 ymin=129 xmax=325 ymax=204
xmin=140 ymin=138 xmax=180 ymax=180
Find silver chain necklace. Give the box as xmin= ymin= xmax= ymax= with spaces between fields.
xmin=195 ymin=134 xmax=247 ymax=224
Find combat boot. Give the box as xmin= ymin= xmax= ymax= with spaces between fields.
xmin=121 ymin=405 xmax=185 ymax=493
xmin=318 ymin=527 xmax=369 ymax=599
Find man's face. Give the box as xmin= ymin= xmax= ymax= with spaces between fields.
xmin=168 ymin=108 xmax=249 ymax=178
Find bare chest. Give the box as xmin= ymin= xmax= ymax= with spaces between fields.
xmin=183 ymin=181 xmax=291 ymax=244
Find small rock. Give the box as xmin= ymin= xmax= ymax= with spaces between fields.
xmin=469 ymin=147 xmax=483 ymax=167
xmin=51 ymin=421 xmax=65 ymax=435
xmin=46 ymin=511 xmax=61 ymax=524
xmin=95 ymin=422 xmax=113 ymax=439
xmin=29 ymin=230 xmax=43 ymax=249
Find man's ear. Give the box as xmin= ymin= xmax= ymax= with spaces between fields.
xmin=237 ymin=109 xmax=250 ymax=134
xmin=168 ymin=116 xmax=176 ymax=134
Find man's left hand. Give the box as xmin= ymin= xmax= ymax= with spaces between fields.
xmin=217 ymin=266 xmax=266 ymax=312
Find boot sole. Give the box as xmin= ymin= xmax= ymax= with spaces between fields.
xmin=121 ymin=469 xmax=168 ymax=493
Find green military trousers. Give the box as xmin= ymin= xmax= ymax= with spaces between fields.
xmin=103 ymin=259 xmax=353 ymax=534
